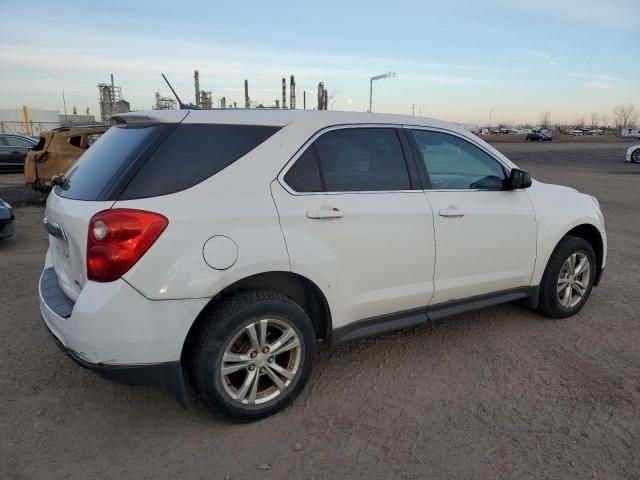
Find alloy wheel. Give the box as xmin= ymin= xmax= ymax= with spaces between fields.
xmin=557 ymin=252 xmax=591 ymax=308
xmin=220 ymin=318 xmax=301 ymax=405
xmin=632 ymin=149 xmax=640 ymax=163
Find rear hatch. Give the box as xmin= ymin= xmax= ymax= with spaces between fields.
xmin=45 ymin=113 xmax=187 ymax=299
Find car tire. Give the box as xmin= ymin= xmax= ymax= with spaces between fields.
xmin=188 ymin=290 xmax=316 ymax=422
xmin=631 ymin=148 xmax=640 ymax=163
xmin=537 ymin=236 xmax=596 ymax=319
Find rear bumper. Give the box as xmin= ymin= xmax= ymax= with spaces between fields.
xmin=0 ymin=218 xmax=14 ymax=238
xmin=40 ymin=313 xmax=190 ymax=405
xmin=38 ymin=260 xmax=208 ymax=405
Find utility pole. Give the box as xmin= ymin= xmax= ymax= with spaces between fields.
xmin=411 ymin=104 xmax=415 ymax=116
xmin=303 ymin=91 xmax=306 ymax=110
xmin=244 ymin=79 xmax=250 ymax=108
xmin=489 ymin=107 xmax=496 ymax=130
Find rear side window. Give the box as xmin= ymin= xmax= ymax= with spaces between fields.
xmin=7 ymin=136 xmax=34 ymax=148
xmin=68 ymin=136 xmax=82 ymax=148
xmin=120 ymin=124 xmax=279 ymax=199
xmin=284 ymin=128 xmax=411 ymax=192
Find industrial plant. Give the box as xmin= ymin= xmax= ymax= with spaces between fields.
xmin=152 ymin=70 xmax=329 ymax=111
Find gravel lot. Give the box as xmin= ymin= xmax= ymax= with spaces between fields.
xmin=1 ymin=142 xmax=639 ymax=479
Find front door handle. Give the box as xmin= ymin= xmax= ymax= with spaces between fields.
xmin=306 ymin=207 xmax=344 ymax=219
xmin=439 ymin=207 xmax=465 ymax=217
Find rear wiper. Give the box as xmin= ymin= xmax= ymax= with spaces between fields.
xmin=51 ymin=174 xmax=70 ymax=190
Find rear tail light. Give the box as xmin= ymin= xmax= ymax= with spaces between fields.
xmin=87 ymin=209 xmax=168 ymax=282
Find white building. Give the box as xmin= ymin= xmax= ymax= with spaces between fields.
xmin=0 ymin=108 xmax=60 ymax=136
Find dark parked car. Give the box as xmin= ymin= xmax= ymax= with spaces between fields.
xmin=0 ymin=134 xmax=38 ymax=173
xmin=0 ymin=198 xmax=14 ymax=239
xmin=526 ymin=131 xmax=552 ymax=142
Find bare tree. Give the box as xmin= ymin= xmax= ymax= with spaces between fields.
xmin=540 ymin=111 xmax=551 ymax=129
xmin=574 ymin=117 xmax=585 ymax=128
xmin=590 ymin=112 xmax=600 ymax=127
xmin=613 ymin=103 xmax=638 ymax=128
xmin=601 ymin=113 xmax=609 ymax=128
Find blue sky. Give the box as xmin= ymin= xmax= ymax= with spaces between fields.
xmin=1 ymin=0 xmax=638 ymax=125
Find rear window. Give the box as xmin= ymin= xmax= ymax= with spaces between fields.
xmin=56 ymin=123 xmax=279 ymax=201
xmin=120 ymin=124 xmax=279 ymax=199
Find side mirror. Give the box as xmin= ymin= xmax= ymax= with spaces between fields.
xmin=508 ymin=168 xmax=532 ymax=189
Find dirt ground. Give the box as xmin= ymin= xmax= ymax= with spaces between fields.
xmin=1 ymin=142 xmax=639 ymax=479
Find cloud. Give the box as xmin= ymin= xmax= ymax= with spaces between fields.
xmin=527 ymin=50 xmax=552 ymax=60
xmin=574 ymin=73 xmax=622 ymax=82
xmin=581 ymin=81 xmax=614 ymax=90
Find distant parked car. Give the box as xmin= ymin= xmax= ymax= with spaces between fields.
xmin=0 ymin=198 xmax=14 ymax=239
xmin=526 ymin=131 xmax=552 ymax=141
xmin=0 ymin=134 xmax=38 ymax=173
xmin=626 ymin=145 xmax=640 ymax=163
xmin=24 ymin=125 xmax=108 ymax=192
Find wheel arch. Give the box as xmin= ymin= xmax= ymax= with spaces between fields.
xmin=563 ymin=223 xmax=604 ymax=285
xmin=181 ymin=271 xmax=333 ymax=365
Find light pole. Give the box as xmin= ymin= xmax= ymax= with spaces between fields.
xmin=419 ymin=105 xmax=427 ymax=116
xmin=489 ymin=107 xmax=496 ymax=130
xmin=369 ymin=72 xmax=396 ymax=112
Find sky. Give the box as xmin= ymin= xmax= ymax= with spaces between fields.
xmin=1 ymin=0 xmax=638 ymax=126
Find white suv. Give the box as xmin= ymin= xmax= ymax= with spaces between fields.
xmin=39 ymin=110 xmax=606 ymax=421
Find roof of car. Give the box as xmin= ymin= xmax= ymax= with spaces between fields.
xmin=115 ymin=108 xmax=468 ymax=135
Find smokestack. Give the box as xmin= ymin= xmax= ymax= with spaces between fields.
xmin=194 ymin=70 xmax=200 ymax=108
xmin=110 ymin=73 xmax=115 ymax=109
xmin=244 ymin=79 xmax=250 ymax=108
xmin=289 ymin=75 xmax=296 ymax=110
xmin=317 ymin=82 xmax=324 ymax=110
xmin=281 ymin=78 xmax=287 ymax=109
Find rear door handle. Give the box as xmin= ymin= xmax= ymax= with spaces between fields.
xmin=306 ymin=207 xmax=344 ymax=219
xmin=439 ymin=207 xmax=465 ymax=217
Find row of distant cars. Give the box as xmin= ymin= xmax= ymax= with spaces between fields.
xmin=0 ymin=126 xmax=108 ymax=239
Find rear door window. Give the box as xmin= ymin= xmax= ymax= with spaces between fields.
xmin=283 ymin=147 xmax=323 ymax=192
xmin=284 ymin=127 xmax=412 ymax=192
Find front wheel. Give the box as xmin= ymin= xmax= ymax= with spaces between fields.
xmin=537 ymin=236 xmax=596 ymax=319
xmin=188 ymin=290 xmax=316 ymax=422
xmin=631 ymin=148 xmax=640 ymax=163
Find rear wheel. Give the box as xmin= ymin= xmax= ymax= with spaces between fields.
xmin=538 ymin=236 xmax=596 ymax=318
xmin=631 ymin=148 xmax=640 ymax=163
xmin=188 ymin=290 xmax=316 ymax=422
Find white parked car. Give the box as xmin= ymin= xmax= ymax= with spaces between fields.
xmin=626 ymin=144 xmax=640 ymax=163
xmin=39 ymin=110 xmax=606 ymax=421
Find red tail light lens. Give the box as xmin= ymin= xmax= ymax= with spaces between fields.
xmin=87 ymin=209 xmax=168 ymax=282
